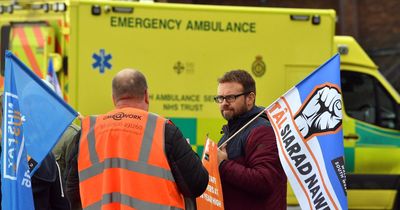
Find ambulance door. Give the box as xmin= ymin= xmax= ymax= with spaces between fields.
xmin=341 ymin=69 xmax=400 ymax=209
xmin=7 ymin=22 xmax=57 ymax=79
xmin=341 ymin=70 xmax=400 ymax=174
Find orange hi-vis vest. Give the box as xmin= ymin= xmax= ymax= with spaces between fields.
xmin=78 ymin=108 xmax=185 ymax=210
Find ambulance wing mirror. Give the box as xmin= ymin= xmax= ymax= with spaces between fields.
xmin=48 ymin=53 xmax=62 ymax=72
xmin=380 ymin=109 xmax=396 ymax=129
xmin=380 ymin=103 xmax=400 ymax=130
xmin=397 ymin=103 xmax=400 ymax=130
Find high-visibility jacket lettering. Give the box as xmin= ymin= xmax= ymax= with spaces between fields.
xmin=78 ymin=108 xmax=185 ymax=210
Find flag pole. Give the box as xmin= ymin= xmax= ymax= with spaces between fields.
xmin=218 ymin=107 xmax=267 ymax=150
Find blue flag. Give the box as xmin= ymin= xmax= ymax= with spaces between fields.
xmin=46 ymin=58 xmax=63 ymax=98
xmin=1 ymin=81 xmax=35 ymax=210
xmin=266 ymin=54 xmax=347 ymax=209
xmin=1 ymin=51 xmax=78 ymax=210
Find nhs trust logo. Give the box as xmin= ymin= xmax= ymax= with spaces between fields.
xmin=2 ymin=92 xmax=25 ymax=180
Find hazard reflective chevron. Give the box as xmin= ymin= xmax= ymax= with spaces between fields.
xmin=11 ymin=25 xmax=47 ymax=78
xmin=0 ymin=23 xmax=59 ymax=93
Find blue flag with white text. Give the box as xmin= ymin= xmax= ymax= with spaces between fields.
xmin=266 ymin=54 xmax=347 ymax=210
xmin=1 ymin=51 xmax=78 ymax=209
xmin=1 ymin=80 xmax=35 ymax=210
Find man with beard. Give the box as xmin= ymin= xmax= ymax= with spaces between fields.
xmin=215 ymin=70 xmax=287 ymax=209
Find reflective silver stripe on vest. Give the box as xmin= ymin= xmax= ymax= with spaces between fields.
xmin=87 ymin=116 xmax=99 ymax=164
xmin=138 ymin=113 xmax=157 ymax=162
xmin=79 ymin=157 xmax=174 ymax=182
xmin=84 ymin=192 xmax=183 ymax=210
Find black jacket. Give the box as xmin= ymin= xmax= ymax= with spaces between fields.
xmin=65 ymin=121 xmax=208 ymax=210
xmin=0 ymin=150 xmax=69 ymax=210
xmin=31 ymin=153 xmax=70 ymax=210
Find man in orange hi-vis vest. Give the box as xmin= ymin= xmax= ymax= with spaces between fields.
xmin=65 ymin=69 xmax=208 ymax=210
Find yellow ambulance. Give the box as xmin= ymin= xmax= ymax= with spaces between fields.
xmin=0 ymin=0 xmax=399 ymax=208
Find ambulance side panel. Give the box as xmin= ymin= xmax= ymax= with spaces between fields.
xmin=69 ymin=0 xmax=335 ymax=152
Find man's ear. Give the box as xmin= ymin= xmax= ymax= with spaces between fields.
xmin=144 ymin=89 xmax=149 ymax=104
xmin=247 ymin=92 xmax=256 ymax=106
xmin=112 ymin=94 xmax=117 ymax=106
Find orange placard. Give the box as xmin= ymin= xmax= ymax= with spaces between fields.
xmin=196 ymin=138 xmax=224 ymax=210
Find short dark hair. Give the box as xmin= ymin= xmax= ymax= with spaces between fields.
xmin=112 ymin=69 xmax=148 ymax=101
xmin=218 ymin=70 xmax=256 ymax=94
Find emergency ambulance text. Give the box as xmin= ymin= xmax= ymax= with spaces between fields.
xmin=111 ymin=16 xmax=182 ymax=30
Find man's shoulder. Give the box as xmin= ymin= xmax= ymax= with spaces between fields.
xmin=245 ymin=106 xmax=270 ymax=127
xmin=53 ymin=124 xmax=81 ymax=157
xmin=247 ymin=119 xmax=275 ymax=146
xmin=165 ymin=120 xmax=178 ymax=130
xmin=164 ymin=122 xmax=182 ymax=143
xmin=65 ymin=129 xmax=82 ymax=160
xmin=68 ymin=124 xmax=81 ymax=133
xmin=248 ymin=114 xmax=271 ymax=130
xmin=62 ymin=124 xmax=80 ymax=141
xmin=163 ymin=121 xmax=192 ymax=154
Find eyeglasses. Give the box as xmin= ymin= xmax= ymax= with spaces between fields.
xmin=213 ymin=92 xmax=249 ymax=103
